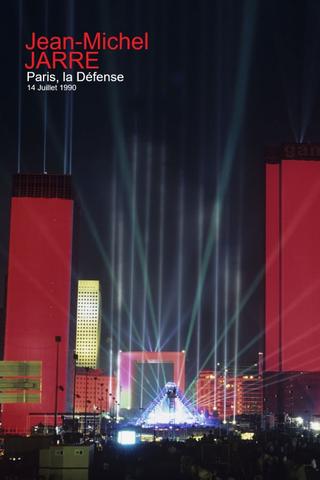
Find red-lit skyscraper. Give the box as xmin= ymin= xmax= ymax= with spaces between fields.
xmin=265 ymin=144 xmax=320 ymax=416
xmin=3 ymin=174 xmax=74 ymax=434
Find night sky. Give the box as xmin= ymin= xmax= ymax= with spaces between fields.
xmin=1 ymin=0 xmax=320 ymax=385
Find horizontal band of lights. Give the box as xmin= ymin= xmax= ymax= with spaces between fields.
xmin=0 ymin=361 xmax=42 ymax=404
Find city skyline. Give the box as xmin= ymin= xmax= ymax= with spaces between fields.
xmin=1 ymin=0 xmax=320 ymax=426
xmin=2 ymin=4 xmax=320 ymax=480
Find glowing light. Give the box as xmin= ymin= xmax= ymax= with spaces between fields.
xmin=183 ymin=0 xmax=257 ymax=358
xmin=140 ymin=148 xmax=152 ymax=407
xmin=156 ymin=154 xmax=166 ymax=354
xmin=241 ymin=432 xmax=254 ymax=440
xmin=137 ymin=382 xmax=199 ymax=427
xmin=117 ymin=430 xmax=136 ymax=445
xmin=117 ymin=217 xmax=124 ymax=313
xmin=196 ymin=184 xmax=204 ymax=380
xmin=177 ymin=176 xmax=185 ymax=372
xmin=294 ymin=417 xmax=303 ymax=426
xmin=310 ymin=421 xmax=320 ymax=431
xmin=75 ymin=281 xmax=101 ymax=368
xmin=140 ymin=433 xmax=155 ymax=442
xmin=213 ymin=198 xmax=220 ymax=412
xmin=128 ymin=139 xmax=137 ymax=404
xmin=233 ymin=246 xmax=242 ymax=424
xmin=223 ymin=254 xmax=229 ymax=425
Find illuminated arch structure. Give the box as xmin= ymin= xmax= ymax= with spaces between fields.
xmin=118 ymin=351 xmax=185 ymax=410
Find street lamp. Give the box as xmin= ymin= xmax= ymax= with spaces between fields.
xmin=54 ymin=336 xmax=62 ymax=432
xmin=93 ymin=376 xmax=97 ymax=437
xmin=108 ymin=391 xmax=112 ymax=414
xmin=72 ymin=352 xmax=78 ymax=428
xmin=112 ymin=397 xmax=116 ymax=421
xmin=84 ymin=367 xmax=89 ymax=437
xmin=100 ymin=384 xmax=104 ymax=413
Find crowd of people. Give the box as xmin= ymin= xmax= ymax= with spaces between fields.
xmin=2 ymin=427 xmax=320 ymax=479
xmin=92 ymin=428 xmax=320 ymax=479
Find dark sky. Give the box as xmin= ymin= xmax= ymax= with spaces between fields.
xmin=1 ymin=0 xmax=320 ymax=384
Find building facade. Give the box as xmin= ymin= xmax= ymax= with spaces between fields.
xmin=196 ymin=370 xmax=262 ymax=418
xmin=75 ymin=369 xmax=116 ymax=414
xmin=265 ymin=144 xmax=320 ymax=416
xmin=3 ymin=174 xmax=73 ymax=434
xmin=75 ymin=280 xmax=101 ymax=369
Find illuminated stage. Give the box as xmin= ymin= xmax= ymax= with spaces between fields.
xmin=136 ymin=382 xmax=200 ymax=427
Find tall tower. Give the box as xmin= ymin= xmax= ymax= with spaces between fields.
xmin=265 ymin=144 xmax=320 ymax=416
xmin=75 ymin=280 xmax=101 ymax=368
xmin=3 ymin=174 xmax=73 ymax=434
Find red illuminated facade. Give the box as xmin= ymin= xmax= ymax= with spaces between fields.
xmin=196 ymin=370 xmax=262 ymax=418
xmin=265 ymin=145 xmax=320 ymax=417
xmin=75 ymin=369 xmax=117 ymax=414
xmin=265 ymin=145 xmax=320 ymax=373
xmin=3 ymin=174 xmax=73 ymax=434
